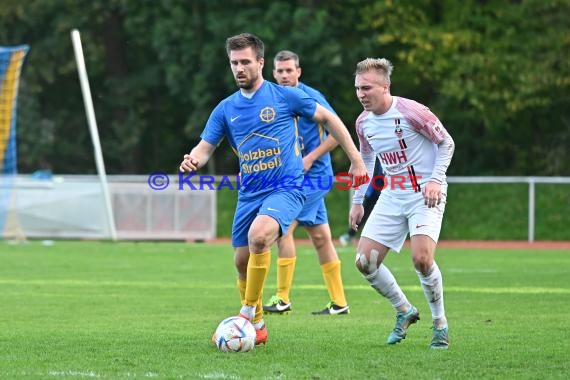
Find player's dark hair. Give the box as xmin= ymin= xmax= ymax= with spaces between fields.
xmin=226 ymin=33 xmax=265 ymax=60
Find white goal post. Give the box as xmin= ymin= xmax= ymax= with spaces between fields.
xmin=70 ymin=29 xmax=117 ymax=241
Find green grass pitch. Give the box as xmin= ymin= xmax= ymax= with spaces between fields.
xmin=1 ymin=241 xmax=569 ymax=379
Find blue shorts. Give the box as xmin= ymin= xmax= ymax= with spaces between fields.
xmin=232 ymin=188 xmax=305 ymax=247
xmin=296 ymin=188 xmax=329 ymax=226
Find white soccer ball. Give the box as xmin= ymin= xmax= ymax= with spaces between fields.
xmin=213 ymin=316 xmax=256 ymax=353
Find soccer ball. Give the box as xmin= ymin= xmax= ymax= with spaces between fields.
xmin=213 ymin=316 xmax=256 ymax=353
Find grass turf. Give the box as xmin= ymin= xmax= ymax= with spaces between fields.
xmin=1 ymin=241 xmax=569 ymax=379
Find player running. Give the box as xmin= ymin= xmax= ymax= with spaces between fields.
xmin=180 ymin=33 xmax=366 ymax=346
xmin=350 ymin=58 xmax=455 ymax=349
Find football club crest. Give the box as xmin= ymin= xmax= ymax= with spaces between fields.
xmin=394 ymin=119 xmax=403 ymax=139
xmin=259 ymin=107 xmax=276 ymax=123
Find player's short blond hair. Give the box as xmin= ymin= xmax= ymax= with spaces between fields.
xmin=355 ymin=58 xmax=393 ymax=84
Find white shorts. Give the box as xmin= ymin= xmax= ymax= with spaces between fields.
xmin=360 ymin=190 xmax=447 ymax=253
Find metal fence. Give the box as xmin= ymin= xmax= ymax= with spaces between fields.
xmin=447 ymin=176 xmax=570 ymax=242
xmin=6 ymin=175 xmax=569 ymax=242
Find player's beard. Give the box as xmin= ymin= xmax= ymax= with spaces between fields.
xmin=235 ymin=71 xmax=259 ymax=90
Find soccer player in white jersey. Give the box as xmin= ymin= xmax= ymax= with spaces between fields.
xmin=179 ymin=33 xmax=367 ymax=346
xmin=350 ymin=58 xmax=455 ymax=349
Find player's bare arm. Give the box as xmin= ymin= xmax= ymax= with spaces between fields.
xmin=179 ymin=139 xmax=216 ymax=173
xmin=311 ymin=104 xmax=367 ymax=183
xmin=302 ymin=134 xmax=338 ymax=172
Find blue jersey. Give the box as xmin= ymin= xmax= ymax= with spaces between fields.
xmin=297 ymin=82 xmax=334 ymax=180
xmin=201 ymin=81 xmax=317 ymax=198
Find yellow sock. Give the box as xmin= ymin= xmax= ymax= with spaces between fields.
xmin=245 ymin=251 xmax=271 ymax=307
xmin=237 ymin=278 xmax=246 ymax=305
xmin=276 ymin=257 xmax=296 ymax=303
xmin=321 ymin=260 xmax=347 ymax=306
xmin=253 ymin=295 xmax=264 ymax=325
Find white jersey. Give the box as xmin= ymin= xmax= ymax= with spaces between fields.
xmin=354 ymin=96 xmax=453 ymax=200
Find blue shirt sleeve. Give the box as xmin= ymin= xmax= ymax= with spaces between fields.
xmin=298 ymin=83 xmax=336 ymax=115
xmin=201 ymin=101 xmax=227 ymax=146
xmin=280 ymin=86 xmax=317 ymax=120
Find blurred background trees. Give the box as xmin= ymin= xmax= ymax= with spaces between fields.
xmin=1 ymin=0 xmax=569 ymax=175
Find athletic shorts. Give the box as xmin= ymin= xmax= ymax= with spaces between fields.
xmin=296 ymin=188 xmax=329 ymax=226
xmin=361 ymin=190 xmax=447 ymax=253
xmin=231 ymin=188 xmax=305 ymax=247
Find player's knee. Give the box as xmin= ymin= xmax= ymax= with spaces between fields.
xmin=248 ymin=219 xmax=279 ymax=251
xmin=306 ymin=225 xmax=332 ymax=250
xmin=310 ymin=232 xmax=328 ymax=250
xmin=412 ymin=252 xmax=433 ymax=274
xmin=355 ymin=250 xmax=380 ymax=275
xmin=355 ymin=253 xmax=368 ymax=274
xmin=248 ymin=233 xmax=270 ymax=252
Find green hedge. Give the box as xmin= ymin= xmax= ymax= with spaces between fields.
xmin=216 ymin=183 xmax=570 ymax=241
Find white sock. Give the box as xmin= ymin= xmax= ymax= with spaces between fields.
xmin=365 ymin=264 xmax=410 ymax=313
xmin=417 ymin=262 xmax=447 ymax=327
xmin=239 ymin=305 xmax=255 ymax=321
xmin=253 ymin=320 xmax=265 ymax=330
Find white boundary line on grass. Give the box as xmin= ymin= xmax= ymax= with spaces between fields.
xmin=1 ymin=279 xmax=569 ymax=294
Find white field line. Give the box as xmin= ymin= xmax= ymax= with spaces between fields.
xmin=48 ymin=370 xmax=100 ymax=377
xmin=45 ymin=370 xmax=161 ymax=378
xmin=0 ymin=279 xmax=569 ymax=294
xmin=198 ymin=372 xmax=240 ymax=379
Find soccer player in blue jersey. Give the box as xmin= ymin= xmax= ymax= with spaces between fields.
xmin=263 ymin=50 xmax=349 ymax=315
xmin=179 ymin=33 xmax=367 ymax=346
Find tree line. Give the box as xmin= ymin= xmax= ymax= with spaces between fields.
xmin=1 ymin=0 xmax=569 ymax=175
